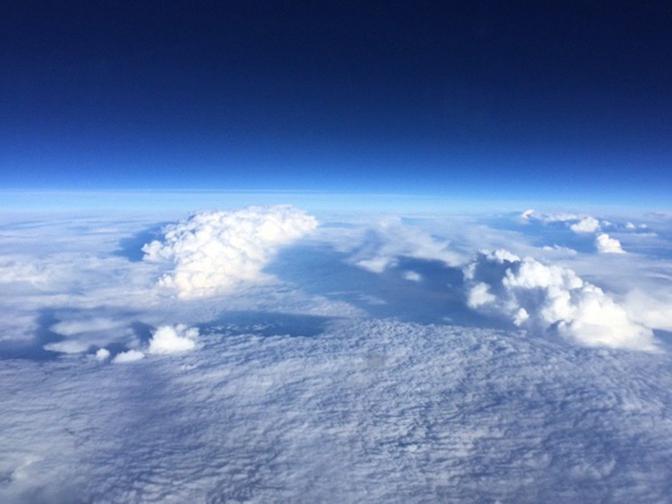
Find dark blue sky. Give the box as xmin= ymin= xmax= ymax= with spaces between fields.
xmin=2 ymin=1 xmax=671 ymax=204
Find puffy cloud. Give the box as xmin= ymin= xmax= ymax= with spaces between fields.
xmin=95 ymin=348 xmax=110 ymax=361
xmin=148 ymin=324 xmax=199 ymax=354
xmin=112 ymin=349 xmax=145 ymax=363
xmin=142 ymin=205 xmax=318 ymax=298
xmin=595 ymin=233 xmax=625 ymax=254
xmin=570 ymin=216 xmax=601 ymax=233
xmin=464 ymin=250 xmax=656 ymax=350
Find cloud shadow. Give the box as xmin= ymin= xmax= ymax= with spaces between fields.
xmin=113 ymin=222 xmax=168 ymax=262
xmin=0 ymin=309 xmax=63 ymax=361
xmin=265 ymin=244 xmax=511 ymax=330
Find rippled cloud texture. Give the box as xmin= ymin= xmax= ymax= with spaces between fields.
xmin=2 ymin=202 xmax=672 ymax=503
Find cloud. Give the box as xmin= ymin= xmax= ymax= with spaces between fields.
xmin=343 ymin=218 xmax=462 ymax=273
xmin=520 ymin=210 xmax=603 ymax=234
xmin=595 ymin=233 xmax=625 ymax=254
xmin=142 ymin=205 xmax=318 ymax=298
xmin=148 ymin=324 xmax=199 ymax=354
xmin=4 ymin=317 xmax=672 ymax=503
xmin=464 ymin=250 xmax=656 ymax=350
xmin=95 ymin=348 xmax=110 ymax=361
xmin=43 ymin=340 xmax=90 ymax=354
xmin=570 ymin=216 xmax=601 ymax=233
xmin=402 ymin=271 xmax=422 ymax=282
xmin=112 ymin=349 xmax=145 ymax=363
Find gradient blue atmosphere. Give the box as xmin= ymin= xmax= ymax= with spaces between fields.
xmin=2 ymin=1 xmax=671 ymax=206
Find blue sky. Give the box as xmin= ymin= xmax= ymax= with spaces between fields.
xmin=1 ymin=1 xmax=671 ymax=206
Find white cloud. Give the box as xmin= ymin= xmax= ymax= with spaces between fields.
xmin=570 ymin=216 xmax=601 ymax=233
xmin=112 ymin=349 xmax=145 ymax=363
xmin=403 ymin=271 xmax=422 ymax=282
xmin=95 ymin=348 xmax=110 ymax=361
xmin=595 ymin=233 xmax=625 ymax=254
xmin=142 ymin=205 xmax=318 ymax=298
xmin=148 ymin=324 xmax=199 ymax=354
xmin=464 ymin=250 xmax=657 ymax=350
xmin=4 ymin=317 xmax=672 ymax=503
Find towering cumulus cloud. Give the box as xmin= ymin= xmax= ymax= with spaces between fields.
xmin=595 ymin=233 xmax=625 ymax=253
xmin=464 ymin=250 xmax=656 ymax=350
xmin=142 ymin=205 xmax=318 ymax=298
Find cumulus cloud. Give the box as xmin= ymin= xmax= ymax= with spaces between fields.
xmin=148 ymin=324 xmax=199 ymax=354
xmin=570 ymin=216 xmax=601 ymax=233
xmin=595 ymin=233 xmax=625 ymax=254
xmin=112 ymin=349 xmax=145 ymax=363
xmin=464 ymin=250 xmax=656 ymax=350
xmin=95 ymin=348 xmax=110 ymax=361
xmin=142 ymin=205 xmax=318 ymax=298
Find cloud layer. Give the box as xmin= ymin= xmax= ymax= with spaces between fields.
xmin=142 ymin=205 xmax=318 ymax=298
xmin=464 ymin=250 xmax=656 ymax=350
xmin=3 ymin=318 xmax=672 ymax=503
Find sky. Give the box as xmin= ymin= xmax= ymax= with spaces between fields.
xmin=1 ymin=1 xmax=671 ymax=205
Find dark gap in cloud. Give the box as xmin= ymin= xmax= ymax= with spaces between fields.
xmin=113 ymin=222 xmax=168 ymax=262
xmin=0 ymin=309 xmax=62 ymax=361
xmin=104 ymin=341 xmax=134 ymax=357
xmin=130 ymin=320 xmax=154 ymax=345
xmin=653 ymin=329 xmax=672 ymax=347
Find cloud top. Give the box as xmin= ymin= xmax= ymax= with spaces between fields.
xmin=595 ymin=233 xmax=625 ymax=254
xmin=112 ymin=349 xmax=145 ymax=363
xmin=570 ymin=216 xmax=601 ymax=233
xmin=142 ymin=205 xmax=317 ymax=298
xmin=148 ymin=324 xmax=199 ymax=354
xmin=464 ymin=250 xmax=656 ymax=350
